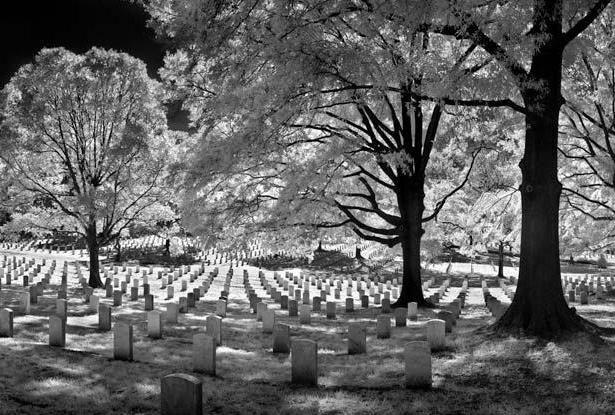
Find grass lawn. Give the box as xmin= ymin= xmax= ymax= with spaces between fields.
xmin=0 ymin=251 xmax=614 ymax=414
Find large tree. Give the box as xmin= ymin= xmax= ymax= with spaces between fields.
xmin=416 ymin=0 xmax=613 ymax=336
xmin=0 ymin=47 xmax=171 ymax=287
xmin=145 ymin=0 xmax=506 ymax=307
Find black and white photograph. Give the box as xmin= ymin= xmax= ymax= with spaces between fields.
xmin=1 ymin=1 xmax=615 ymax=414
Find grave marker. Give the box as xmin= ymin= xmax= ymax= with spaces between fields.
xmin=425 ymin=319 xmax=446 ymax=350
xmin=160 ymin=374 xmax=202 ymax=415
xmin=405 ymin=341 xmax=432 ymax=388
xmin=148 ymin=311 xmax=163 ymax=339
xmin=206 ymin=315 xmax=222 ymax=345
xmin=394 ymin=307 xmax=407 ymax=327
xmin=0 ymin=308 xmax=14 ymax=337
xmin=49 ymin=315 xmax=66 ymax=347
xmin=99 ymin=304 xmax=112 ymax=331
xmin=262 ymin=309 xmax=275 ymax=333
xmin=167 ymin=303 xmax=179 ymax=323
xmin=193 ymin=333 xmax=216 ymax=375
xmin=291 ymin=339 xmax=318 ymax=386
xmin=113 ymin=322 xmax=133 ymax=361
xmin=348 ymin=323 xmax=367 ymax=355
xmin=376 ymin=315 xmax=391 ymax=339
xmin=273 ymin=323 xmax=290 ymax=353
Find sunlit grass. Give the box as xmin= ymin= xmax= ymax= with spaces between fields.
xmin=0 ymin=257 xmax=614 ymax=414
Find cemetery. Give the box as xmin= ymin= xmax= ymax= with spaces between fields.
xmin=1 ymin=0 xmax=615 ymax=414
xmin=0 ymin=240 xmax=613 ymax=414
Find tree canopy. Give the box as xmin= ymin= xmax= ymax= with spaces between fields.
xmin=0 ymin=47 xmax=173 ymax=286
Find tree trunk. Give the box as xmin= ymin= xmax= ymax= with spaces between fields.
xmin=393 ymin=178 xmax=430 ymax=308
xmin=495 ymin=39 xmax=584 ymax=336
xmin=115 ymin=238 xmax=122 ymax=262
xmin=86 ymin=221 xmax=104 ymax=288
xmin=497 ymin=241 xmax=504 ymax=278
xmin=355 ymin=246 xmax=363 ymax=259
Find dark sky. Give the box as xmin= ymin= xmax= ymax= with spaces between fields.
xmin=0 ymin=0 xmax=166 ymax=87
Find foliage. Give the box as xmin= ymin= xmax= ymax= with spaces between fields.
xmin=145 ymin=1 xmax=498 ymax=253
xmin=0 ymin=47 xmax=174 ymax=245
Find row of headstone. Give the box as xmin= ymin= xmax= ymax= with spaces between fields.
xmin=160 ymin=337 xmax=433 ymax=414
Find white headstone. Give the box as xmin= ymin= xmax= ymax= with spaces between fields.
xmin=148 ymin=311 xmax=163 ymax=339
xmin=291 ymin=339 xmax=318 ymax=386
xmin=113 ymin=322 xmax=133 ymax=361
xmin=405 ymin=341 xmax=432 ymax=388
xmin=161 ymin=374 xmax=203 ymax=415
xmin=193 ymin=333 xmax=216 ymax=375
xmin=425 ymin=319 xmax=446 ymax=350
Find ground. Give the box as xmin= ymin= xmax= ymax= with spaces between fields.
xmin=0 ymin=247 xmax=614 ymax=415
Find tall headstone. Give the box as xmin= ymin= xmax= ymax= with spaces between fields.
xmin=425 ymin=319 xmax=446 ymax=350
xmin=256 ymin=302 xmax=267 ymax=321
xmin=0 ymin=308 xmax=14 ymax=337
xmin=405 ymin=341 xmax=432 ymax=388
xmin=215 ymin=299 xmax=227 ymax=318
xmin=90 ymin=294 xmax=100 ymax=312
xmin=113 ymin=290 xmax=123 ymax=307
xmin=167 ymin=303 xmax=179 ymax=323
xmin=113 ymin=322 xmax=133 ymax=361
xmin=56 ymin=299 xmax=68 ymax=320
xmin=99 ymin=304 xmax=112 ymax=331
xmin=348 ymin=323 xmax=367 ymax=355
xmin=272 ymin=323 xmax=290 ymax=353
xmin=193 ymin=333 xmax=216 ymax=375
xmin=161 ymin=374 xmax=203 ymax=415
xmin=49 ymin=315 xmax=66 ymax=347
xmin=20 ymin=293 xmax=30 ymax=315
xmin=145 ymin=294 xmax=154 ymax=311
xmin=312 ymin=296 xmax=321 ymax=312
xmin=381 ymin=298 xmax=391 ymax=313
xmin=408 ymin=302 xmax=418 ymax=321
xmin=345 ymin=297 xmax=354 ymax=312
xmin=291 ymin=339 xmax=318 ymax=386
xmin=299 ymin=305 xmax=311 ymax=325
xmin=262 ymin=309 xmax=275 ymax=333
xmin=326 ymin=301 xmax=336 ymax=319
xmin=436 ymin=310 xmax=454 ymax=333
xmin=288 ymin=299 xmax=298 ymax=317
xmin=179 ymin=297 xmax=188 ymax=313
xmin=148 ymin=311 xmax=163 ymax=339
xmin=376 ymin=315 xmax=391 ymax=339
xmin=394 ymin=307 xmax=407 ymax=327
xmin=206 ymin=315 xmax=222 ymax=345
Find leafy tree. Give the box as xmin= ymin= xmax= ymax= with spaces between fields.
xmin=557 ymin=8 xmax=615 ymax=259
xmin=560 ymin=9 xmax=615 ymax=223
xmin=145 ymin=0 xmax=500 ymax=307
xmin=418 ymin=0 xmax=613 ymax=336
xmin=0 ymin=47 xmax=171 ymax=287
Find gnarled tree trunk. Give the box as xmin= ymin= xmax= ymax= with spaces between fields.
xmin=393 ymin=177 xmax=429 ymax=307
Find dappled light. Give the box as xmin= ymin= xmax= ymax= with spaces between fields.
xmin=2 ymin=0 xmax=615 ymax=413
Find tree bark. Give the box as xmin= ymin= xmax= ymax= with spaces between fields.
xmin=393 ymin=177 xmax=430 ymax=307
xmin=495 ymin=34 xmax=585 ymax=336
xmin=86 ymin=221 xmax=104 ymax=288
